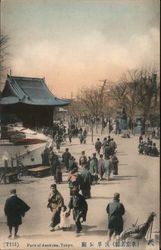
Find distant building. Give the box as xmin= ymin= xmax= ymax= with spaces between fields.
xmin=0 ymin=75 xmax=71 ymax=127
xmin=53 ymin=107 xmax=70 ymax=123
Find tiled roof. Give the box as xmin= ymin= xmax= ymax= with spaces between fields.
xmin=0 ymin=75 xmax=71 ymax=106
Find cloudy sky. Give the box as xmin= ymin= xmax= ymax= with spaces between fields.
xmin=1 ymin=0 xmax=160 ymax=98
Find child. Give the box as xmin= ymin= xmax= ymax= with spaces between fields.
xmin=111 ymin=154 xmax=119 ymax=175
xmin=59 ymin=206 xmax=71 ymax=230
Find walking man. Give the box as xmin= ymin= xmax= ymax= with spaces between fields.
xmin=55 ymin=133 xmax=61 ymax=152
xmin=4 ymin=189 xmax=30 ymax=239
xmin=83 ymin=129 xmax=87 ymax=144
xmin=103 ymin=138 xmax=108 ymax=153
xmin=111 ymin=154 xmax=119 ymax=175
xmin=49 ymin=150 xmax=58 ymax=179
xmin=80 ymin=163 xmax=92 ymax=198
xmin=79 ymin=131 xmax=84 ymax=144
xmin=47 ymin=184 xmax=64 ymax=231
xmin=109 ymin=138 xmax=117 ymax=155
xmin=89 ymin=153 xmax=98 ymax=184
xmin=68 ymin=129 xmax=72 ymax=144
xmin=104 ymin=144 xmax=112 ymax=160
xmin=62 ymin=148 xmax=71 ymax=172
xmin=68 ymin=168 xmax=81 ymax=196
xmin=68 ymin=187 xmax=88 ymax=233
xmin=95 ymin=138 xmax=102 ymax=155
xmin=106 ymin=193 xmax=125 ymax=240
xmin=104 ymin=157 xmax=112 ymax=180
xmin=97 ymin=154 xmax=105 ymax=180
xmin=79 ymin=151 xmax=87 ymax=168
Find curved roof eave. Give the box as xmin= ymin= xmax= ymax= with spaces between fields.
xmin=0 ymin=96 xmax=72 ymax=106
xmin=0 ymin=96 xmax=20 ymax=105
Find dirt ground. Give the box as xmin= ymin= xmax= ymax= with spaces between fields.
xmin=0 ymin=130 xmax=160 ymax=250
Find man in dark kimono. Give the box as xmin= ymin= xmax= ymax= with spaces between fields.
xmin=104 ymin=144 xmax=112 ymax=160
xmin=62 ymin=148 xmax=71 ymax=172
xmin=151 ymin=143 xmax=159 ymax=156
xmin=55 ymin=133 xmax=61 ymax=152
xmin=69 ymin=156 xmax=78 ymax=172
xmin=80 ymin=163 xmax=92 ymax=199
xmin=109 ymin=138 xmax=117 ymax=155
xmin=49 ymin=150 xmax=58 ymax=178
xmin=103 ymin=137 xmax=108 ymax=153
xmin=55 ymin=158 xmax=62 ymax=184
xmin=95 ymin=138 xmax=102 ymax=155
xmin=111 ymin=154 xmax=119 ymax=175
xmin=41 ymin=146 xmax=50 ymax=165
xmin=4 ymin=189 xmax=30 ymax=239
xmin=106 ymin=193 xmax=125 ymax=240
xmin=79 ymin=151 xmax=87 ymax=168
xmin=47 ymin=184 xmax=64 ymax=231
xmin=89 ymin=153 xmax=98 ymax=184
xmin=68 ymin=187 xmax=88 ymax=233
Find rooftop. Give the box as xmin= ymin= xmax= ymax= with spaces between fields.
xmin=0 ymin=75 xmax=71 ymax=106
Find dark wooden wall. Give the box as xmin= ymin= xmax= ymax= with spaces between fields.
xmin=1 ymin=104 xmax=54 ymax=128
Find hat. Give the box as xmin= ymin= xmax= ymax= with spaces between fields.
xmin=71 ymin=168 xmax=77 ymax=174
xmin=114 ymin=192 xmax=120 ymax=199
xmin=51 ymin=184 xmax=57 ymax=189
xmin=10 ymin=189 xmax=16 ymax=194
xmin=72 ymin=186 xmax=79 ymax=193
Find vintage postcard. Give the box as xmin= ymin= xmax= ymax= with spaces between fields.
xmin=0 ymin=0 xmax=160 ymax=250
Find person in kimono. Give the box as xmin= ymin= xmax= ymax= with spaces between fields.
xmin=89 ymin=153 xmax=98 ymax=184
xmin=47 ymin=184 xmax=64 ymax=231
xmin=106 ymin=193 xmax=125 ymax=240
xmin=79 ymin=151 xmax=87 ymax=168
xmin=62 ymin=148 xmax=71 ymax=172
xmin=4 ymin=189 xmax=30 ymax=239
xmin=59 ymin=205 xmax=71 ymax=230
xmin=95 ymin=138 xmax=102 ymax=155
xmin=68 ymin=187 xmax=88 ymax=234
xmin=97 ymin=154 xmax=105 ymax=180
xmin=104 ymin=157 xmax=112 ymax=180
xmin=111 ymin=154 xmax=119 ymax=175
xmin=80 ymin=163 xmax=92 ymax=198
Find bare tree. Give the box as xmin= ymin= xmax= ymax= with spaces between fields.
xmin=68 ymin=67 xmax=159 ymax=137
xmin=138 ymin=71 xmax=159 ymax=120
xmin=109 ymin=69 xmax=160 ymax=121
xmin=0 ymin=34 xmax=9 ymax=90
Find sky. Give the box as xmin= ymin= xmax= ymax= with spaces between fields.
xmin=1 ymin=0 xmax=160 ymax=98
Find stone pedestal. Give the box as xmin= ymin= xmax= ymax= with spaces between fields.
xmin=134 ymin=125 xmax=142 ymax=135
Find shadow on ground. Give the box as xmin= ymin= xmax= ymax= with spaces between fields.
xmin=95 ymin=175 xmax=137 ymax=185
xmin=90 ymin=196 xmax=113 ymax=200
xmin=110 ymin=175 xmax=137 ymax=181
xmin=17 ymin=225 xmax=107 ymax=239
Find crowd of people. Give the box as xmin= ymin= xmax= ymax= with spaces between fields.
xmin=138 ymin=136 xmax=159 ymax=157
xmin=38 ymin=133 xmax=120 ymax=237
xmin=3 ymin=123 xmax=159 ymax=242
xmin=4 ymin=185 xmax=125 ymax=240
xmin=41 ymin=134 xmax=119 ymax=199
xmin=13 ymin=130 xmax=120 ymax=238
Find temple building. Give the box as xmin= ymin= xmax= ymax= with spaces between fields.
xmin=0 ymin=75 xmax=71 ymax=127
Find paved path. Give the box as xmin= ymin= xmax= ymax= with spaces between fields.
xmin=0 ymin=132 xmax=160 ymax=250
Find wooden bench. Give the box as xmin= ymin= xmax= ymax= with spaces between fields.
xmin=1 ymin=172 xmax=19 ymax=184
xmin=28 ymin=166 xmax=50 ymax=177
